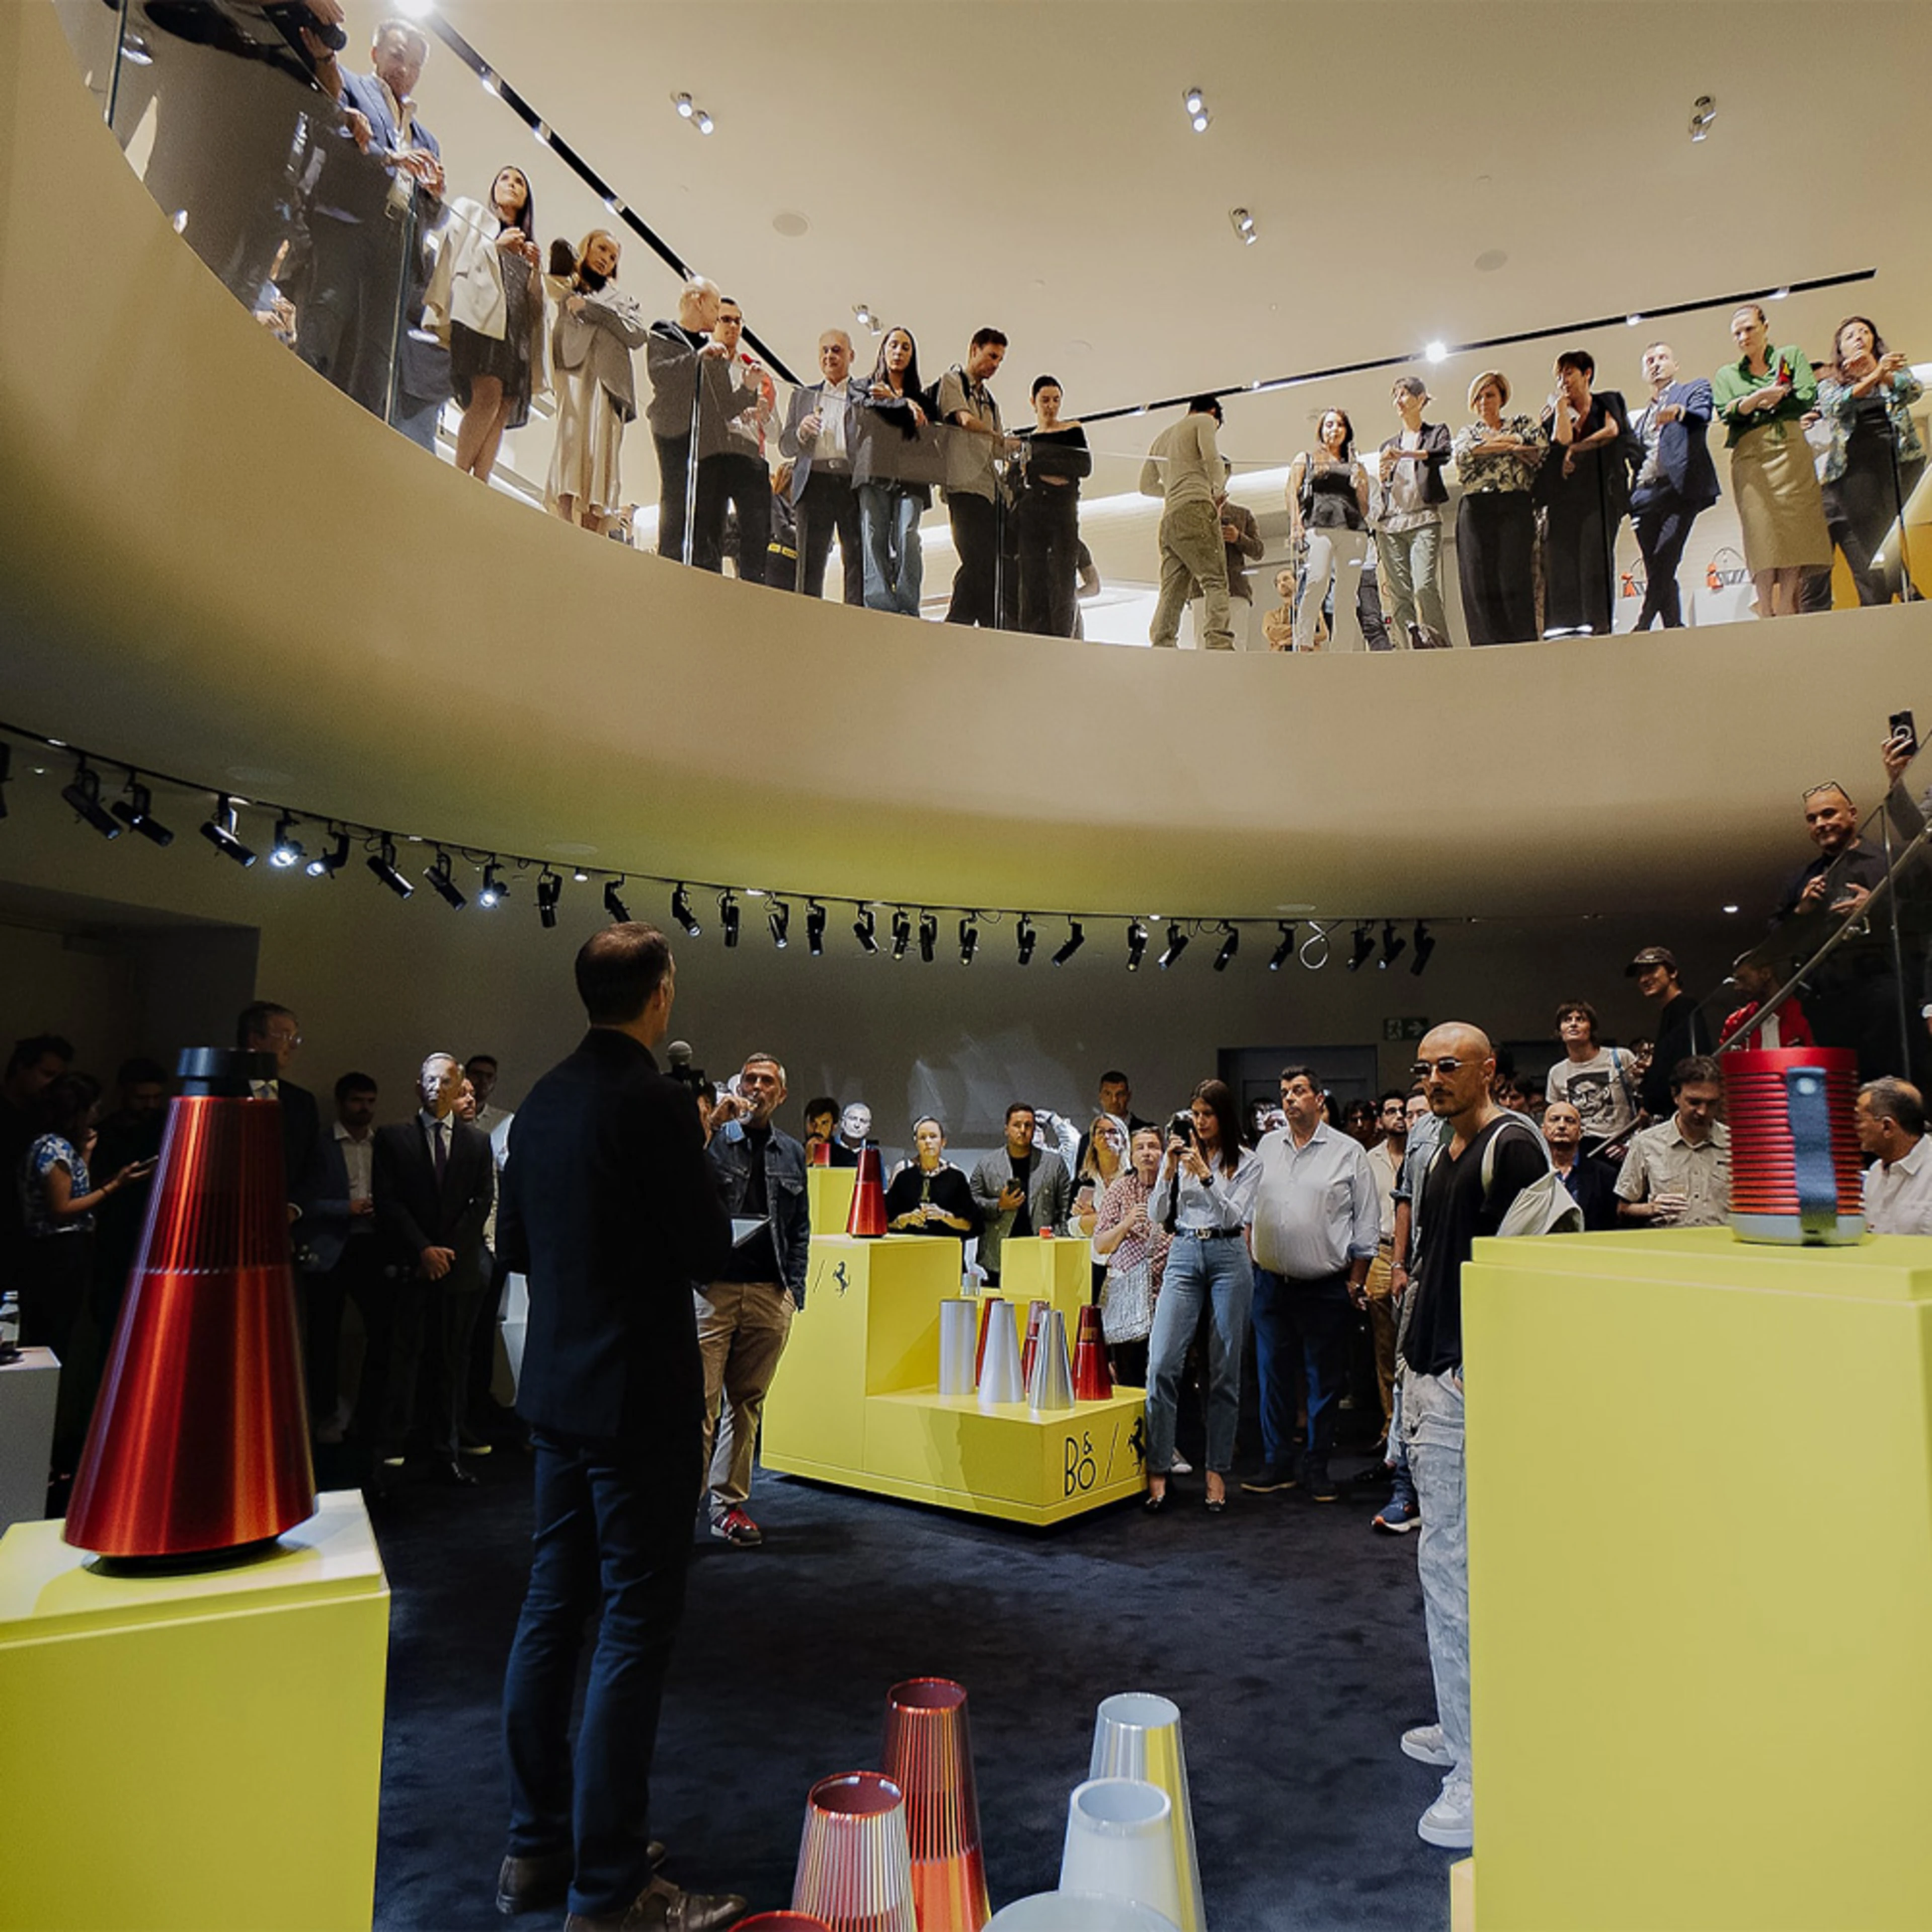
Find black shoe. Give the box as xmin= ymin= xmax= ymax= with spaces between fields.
xmin=1240 ymin=1462 xmax=1298 ymax=1494
xmin=442 ymin=1458 xmax=480 ymax=1487
xmin=1142 ymin=1486 xmax=1167 ymax=1513
xmin=498 ymin=1849 xmax=572 ymax=1916
xmin=1307 ymin=1464 xmax=1339 ymax=1503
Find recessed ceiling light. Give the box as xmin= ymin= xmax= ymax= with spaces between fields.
xmin=1723 ymin=903 xmax=1740 ymax=914
xmin=1182 ymin=86 xmax=1204 ymax=115
xmin=672 ymin=92 xmax=694 ymax=118
xmin=1474 ymin=249 xmax=1507 ymax=273
xmin=772 ymin=210 xmax=810 ymax=238
xmin=1425 ymin=341 xmax=1447 ymax=364
xmin=1627 ymin=313 xmax=1644 ymax=327
xmin=695 ymin=110 xmax=714 ymax=135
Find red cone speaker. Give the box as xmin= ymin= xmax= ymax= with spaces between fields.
xmin=1073 ymin=1304 xmax=1114 ymax=1402
xmin=64 ymin=1049 xmax=315 ymax=1561
xmin=846 ymin=1145 xmax=889 ymax=1239
xmin=809 ymin=1139 xmax=832 ymax=1168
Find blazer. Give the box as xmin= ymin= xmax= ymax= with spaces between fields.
xmin=372 ymin=1112 xmax=494 ymax=1296
xmin=1377 ymin=421 xmax=1454 ymax=508
xmin=779 ymin=378 xmax=869 ymax=501
xmin=298 ymin=1131 xmax=380 ymax=1276
xmin=278 ymin=1077 xmax=326 ymax=1220
xmin=552 ymin=284 xmax=648 ymax=422
xmin=313 ymin=69 xmax=441 ymax=226
xmin=1631 ymin=379 xmax=1720 ymax=509
xmin=422 ymin=197 xmax=548 ymax=403
xmin=969 ymin=1148 xmax=1073 ymax=1276
xmin=498 ymin=1030 xmax=731 ymax=1444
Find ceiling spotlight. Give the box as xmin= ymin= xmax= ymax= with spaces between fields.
xmin=918 ymin=911 xmax=937 ymax=964
xmin=768 ymin=899 xmax=790 ymax=949
xmin=1409 ymin=920 xmax=1435 ymax=977
xmin=537 ymin=870 xmax=561 ymax=930
xmin=1626 ymin=313 xmax=1644 ymax=328
xmin=1190 ymin=108 xmax=1211 ymax=133
xmin=1346 ymin=922 xmax=1375 ymax=972
xmin=267 ymin=812 xmax=303 ymax=868
xmin=201 ymin=793 xmax=257 ymax=868
xmin=672 ymin=882 xmax=701 ymax=937
xmin=477 ymin=860 xmax=507 ymax=909
xmin=695 ymin=109 xmax=714 ymax=135
xmin=1159 ymin=921 xmax=1189 ymax=970
xmin=853 ymin=905 xmax=878 ymax=954
xmin=61 ymin=760 xmax=121 ymax=840
xmin=1722 ymin=903 xmax=1740 ymax=915
xmin=1268 ymin=922 xmax=1296 ymax=972
xmin=1378 ymin=920 xmax=1407 ymax=970
xmin=958 ymin=915 xmax=979 ymax=966
xmin=719 ymin=890 xmax=741 ymax=947
xmin=852 ymin=302 xmax=882 ymax=335
xmin=366 ymin=834 xmax=411 ymax=898
xmin=306 ymin=825 xmax=350 ymax=877
xmin=604 ymin=877 xmax=631 ymax=923
xmin=604 ymin=194 xmax=626 ymax=217
xmin=532 ymin=119 xmax=550 ymax=145
xmin=1229 ymin=208 xmax=1256 ymax=246
xmin=673 ymin=92 xmax=694 ymax=117
xmin=1051 ymin=919 xmax=1085 ymax=967
xmin=573 ymin=866 xmax=591 ymax=883
xmin=1183 ymin=86 xmax=1204 ymax=116
xmin=1214 ymin=924 xmax=1240 ymax=972
xmin=806 ymin=899 xmax=827 ymax=956
xmin=1688 ymin=94 xmax=1716 ymax=141
xmin=1425 ymin=340 xmax=1447 ymax=364
xmin=1126 ymin=919 xmax=1149 ymax=972
xmin=112 ymin=778 xmax=174 ymax=847
xmin=426 ymin=849 xmax=467 ymax=909
xmin=891 ymin=907 xmax=912 ymax=959
xmin=1770 ymin=286 xmax=1790 ymax=301
xmin=1016 ymin=914 xmax=1037 ymax=967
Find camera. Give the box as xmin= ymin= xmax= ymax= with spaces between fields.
xmin=1168 ymin=1111 xmax=1196 ymax=1146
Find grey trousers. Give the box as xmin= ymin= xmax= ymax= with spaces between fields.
xmin=1378 ymin=520 xmax=1449 ymax=642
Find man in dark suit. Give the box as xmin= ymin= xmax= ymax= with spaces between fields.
xmin=496 ymin=925 xmax=743 ymax=1932
xmin=1628 ymin=341 xmax=1721 ymax=631
xmin=298 ymin=1072 xmax=379 ymax=1444
xmin=778 ymin=329 xmax=867 ymax=604
xmin=371 ymin=1052 xmax=494 ymax=1484
xmin=239 ymin=1001 xmax=326 ymax=1226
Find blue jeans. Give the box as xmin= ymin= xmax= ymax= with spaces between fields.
xmin=502 ymin=1426 xmax=701 ymax=1917
xmin=1144 ymin=1235 xmax=1253 ymax=1474
xmin=1402 ymin=1365 xmax=1469 ymax=1777
xmin=859 ymin=482 xmax=924 ymax=615
xmin=1252 ymin=1268 xmax=1353 ymax=1472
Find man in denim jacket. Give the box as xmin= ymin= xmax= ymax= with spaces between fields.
xmin=699 ymin=1053 xmax=810 ymax=1547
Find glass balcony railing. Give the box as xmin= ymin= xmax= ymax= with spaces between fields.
xmin=53 ymin=0 xmax=1932 ymax=649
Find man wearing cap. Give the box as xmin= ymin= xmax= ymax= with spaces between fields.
xmin=1856 ymin=1078 xmax=1932 ymax=1234
xmin=1628 ymin=949 xmax=1713 ymax=1119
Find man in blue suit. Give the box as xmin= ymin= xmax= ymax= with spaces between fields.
xmin=1628 ymin=342 xmax=1720 ymax=630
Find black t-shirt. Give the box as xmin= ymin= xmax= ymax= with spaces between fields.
xmin=1008 ymin=1152 xmax=1034 ymax=1240
xmin=1401 ymin=1116 xmax=1549 ymax=1378
xmin=1641 ymin=990 xmax=1712 ymax=1117
xmin=720 ymin=1125 xmax=781 ymax=1284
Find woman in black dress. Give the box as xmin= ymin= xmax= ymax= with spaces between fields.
xmin=1452 ymin=371 xmax=1547 ymax=646
xmin=883 ymin=1117 xmax=983 ymax=1239
xmin=1016 ymin=375 xmax=1093 ymax=635
xmin=1537 ymin=350 xmax=1629 ymax=637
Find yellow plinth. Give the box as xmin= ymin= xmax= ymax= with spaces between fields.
xmin=1461 ymin=1228 xmax=1932 ymax=1931
xmin=996 ymin=1234 xmax=1095 ymax=1329
xmin=0 ymin=1489 xmax=390 ymax=1932
xmin=764 ymin=1234 xmax=1144 ymax=1524
xmin=807 ymin=1164 xmax=856 ymax=1236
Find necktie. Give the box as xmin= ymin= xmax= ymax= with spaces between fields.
xmin=432 ymin=1119 xmax=448 ymax=1186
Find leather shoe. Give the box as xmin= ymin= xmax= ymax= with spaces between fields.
xmin=499 ymin=1844 xmax=666 ymax=1915
xmin=442 ymin=1458 xmax=480 ymax=1487
xmin=565 ymin=1875 xmax=747 ymax=1931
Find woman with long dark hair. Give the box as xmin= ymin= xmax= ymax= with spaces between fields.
xmin=1016 ymin=375 xmax=1093 ymax=636
xmin=856 ymin=325 xmax=932 ymax=615
xmin=1142 ymin=1079 xmax=1261 ymax=1513
xmin=1815 ymin=315 xmax=1925 ymax=606
xmin=1286 ymin=409 xmax=1373 ymax=651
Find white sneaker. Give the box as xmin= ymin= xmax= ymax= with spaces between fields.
xmin=1168 ymin=1454 xmax=1193 ymax=1475
xmin=1418 ymin=1772 xmax=1473 ymax=1849
xmin=1401 ymin=1723 xmax=1455 ymax=1768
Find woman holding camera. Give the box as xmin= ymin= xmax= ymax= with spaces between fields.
xmin=1142 ymin=1080 xmax=1260 ymax=1513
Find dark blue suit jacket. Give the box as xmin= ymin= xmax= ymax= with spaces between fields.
xmin=315 ymin=71 xmax=441 ymax=225
xmin=1634 ymin=379 xmax=1720 ymax=509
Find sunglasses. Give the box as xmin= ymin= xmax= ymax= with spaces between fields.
xmin=1409 ymin=1057 xmax=1470 ymax=1080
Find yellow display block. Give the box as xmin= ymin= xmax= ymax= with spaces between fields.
xmin=997 ymin=1234 xmax=1095 ymax=1328
xmin=807 ymin=1164 xmax=856 ymax=1236
xmin=764 ymin=1234 xmax=1145 ymax=1524
xmin=1461 ymin=1228 xmax=1932 ymax=1931
xmin=0 ymin=1489 xmax=390 ymax=1932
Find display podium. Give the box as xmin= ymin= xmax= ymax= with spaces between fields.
xmin=1458 ymin=1228 xmax=1932 ymax=1930
xmin=763 ymin=1235 xmax=1146 ymax=1525
xmin=0 ymin=1488 xmax=390 ymax=1932
xmin=0 ymin=1344 xmax=59 ymax=1531
xmin=807 ymin=1164 xmax=856 ymax=1238
xmin=996 ymin=1233 xmax=1094 ymax=1328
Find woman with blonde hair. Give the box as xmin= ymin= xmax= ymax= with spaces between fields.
xmin=1069 ymin=1113 xmax=1130 ymax=1299
xmin=545 ymin=228 xmax=647 ymax=534
xmin=882 ymin=1117 xmax=982 ymax=1239
xmin=1452 ymin=369 xmax=1546 ymax=645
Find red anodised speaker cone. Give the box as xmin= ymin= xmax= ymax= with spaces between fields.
xmin=1072 ymin=1304 xmax=1114 ymax=1402
xmin=847 ymin=1145 xmax=889 ymax=1239
xmin=64 ymin=1050 xmax=315 ymax=1560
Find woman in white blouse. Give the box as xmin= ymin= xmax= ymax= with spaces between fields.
xmin=1142 ymin=1080 xmax=1262 ymax=1513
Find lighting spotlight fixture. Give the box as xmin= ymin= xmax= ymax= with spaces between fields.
xmin=306 ymin=825 xmax=350 ymax=877
xmin=1125 ymin=919 xmax=1149 ymax=972
xmin=62 ymin=760 xmax=121 ymax=840
xmin=958 ymin=915 xmax=979 ymax=966
xmin=1688 ymin=93 xmax=1716 ymax=141
xmin=1268 ymin=922 xmax=1296 ymax=972
xmin=366 ymin=834 xmax=411 ymax=898
xmin=853 ymin=905 xmax=878 ymax=954
xmin=1158 ymin=921 xmax=1189 ymax=970
xmin=201 ymin=793 xmax=257 ymax=867
xmin=673 ymin=91 xmax=694 ymax=117
xmin=604 ymin=877 xmax=631 ymax=923
xmin=112 ymin=778 xmax=175 ymax=846
xmin=267 ymin=812 xmax=303 ymax=868
xmin=1214 ymin=923 xmax=1240 ymax=972
xmin=1346 ymin=922 xmax=1375 ymax=972
xmin=477 ymin=860 xmax=507 ymax=909
xmin=852 ymin=302 xmax=882 ymax=335
xmin=1409 ymin=921 xmax=1435 ymax=977
xmin=1229 ymin=207 xmax=1256 ymax=246
xmin=1051 ymin=919 xmax=1085 ymax=966
xmin=537 ymin=870 xmax=561 ymax=930
xmin=1379 ymin=919 xmax=1407 ymax=970
xmin=1182 ymin=85 xmax=1210 ymax=132
xmin=768 ymin=899 xmax=790 ymax=949
xmin=695 ymin=109 xmax=714 ymax=134
xmin=806 ymin=899 xmax=827 ymax=956
xmin=426 ymin=849 xmax=467 ymax=908
xmin=671 ymin=92 xmax=714 ymax=133
xmin=573 ymin=867 xmax=591 ymax=883
xmin=719 ymin=890 xmax=741 ymax=948
xmin=1016 ymin=914 xmax=1037 ymax=966
xmin=672 ymin=882 xmax=701 ymax=936
xmin=1425 ymin=340 xmax=1447 ymax=364
xmin=918 ymin=911 xmax=938 ymax=964
xmin=891 ymin=907 xmax=912 ymax=959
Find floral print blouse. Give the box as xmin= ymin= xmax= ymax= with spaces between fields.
xmin=1451 ymin=415 xmax=1548 ymax=495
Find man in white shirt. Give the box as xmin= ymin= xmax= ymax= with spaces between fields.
xmin=779 ymin=329 xmax=867 ymax=603
xmin=1243 ymin=1067 xmax=1381 ymax=1502
xmin=1361 ymin=1089 xmax=1409 ymax=1449
xmin=1857 ymin=1078 xmax=1932 ymax=1234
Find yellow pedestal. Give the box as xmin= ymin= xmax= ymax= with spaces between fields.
xmin=997 ymin=1234 xmax=1095 ymax=1329
xmin=807 ymin=1164 xmax=856 ymax=1236
xmin=764 ymin=1234 xmax=1144 ymax=1524
xmin=1461 ymin=1228 xmax=1932 ymax=1931
xmin=0 ymin=1489 xmax=390 ymax=1932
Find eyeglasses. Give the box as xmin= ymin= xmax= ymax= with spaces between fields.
xmin=1801 ymin=782 xmax=1849 ymax=806
xmin=1409 ymin=1057 xmax=1469 ymax=1080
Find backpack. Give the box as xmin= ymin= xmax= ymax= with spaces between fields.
xmin=1482 ymin=1117 xmax=1583 ymax=1238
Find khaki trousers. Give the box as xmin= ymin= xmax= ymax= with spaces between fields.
xmin=695 ymin=1278 xmax=794 ymax=1516
xmin=1363 ymin=1242 xmax=1397 ymax=1433
xmin=1152 ymin=500 xmax=1232 ymax=648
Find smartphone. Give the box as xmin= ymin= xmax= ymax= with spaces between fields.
xmin=1890 ymin=710 xmax=1917 ymax=757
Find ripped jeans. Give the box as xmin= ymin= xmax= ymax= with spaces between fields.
xmin=1402 ymin=1363 xmax=1469 ymax=1778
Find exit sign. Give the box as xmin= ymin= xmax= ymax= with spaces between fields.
xmin=1383 ymin=1017 xmax=1430 ymax=1041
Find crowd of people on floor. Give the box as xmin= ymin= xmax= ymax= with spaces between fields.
xmin=119 ymin=9 xmax=1927 ymax=650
